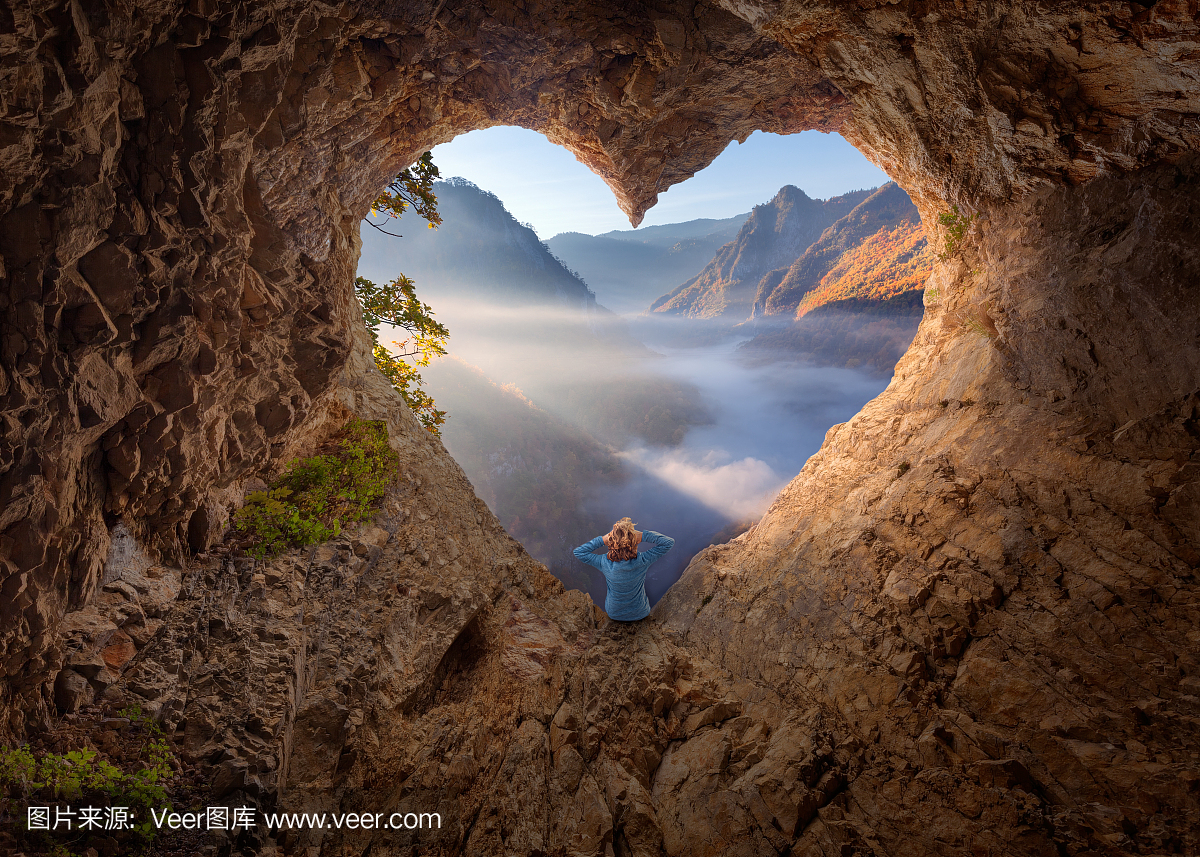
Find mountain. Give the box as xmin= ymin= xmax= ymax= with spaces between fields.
xmin=648 ymin=186 xmax=874 ymax=320
xmin=753 ymin=182 xmax=932 ymax=318
xmin=738 ymin=183 xmax=934 ymax=374
xmin=359 ymin=177 xmax=602 ymax=311
xmin=358 ymin=177 xmax=650 ymax=360
xmin=356 ymin=177 xmax=710 ymax=448
xmin=545 ymin=212 xmax=748 ymax=315
xmin=595 ymin=212 xmax=748 ymax=247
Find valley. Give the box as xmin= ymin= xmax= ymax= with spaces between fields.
xmin=5 ymin=4 xmax=1197 ymax=855
xmin=358 ymin=178 xmax=920 ymax=605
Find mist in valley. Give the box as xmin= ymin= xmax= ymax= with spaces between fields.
xmin=577 ymin=328 xmax=889 ymax=604
xmin=367 ymin=291 xmax=890 ymax=607
xmin=356 ymin=177 xmax=916 ymax=609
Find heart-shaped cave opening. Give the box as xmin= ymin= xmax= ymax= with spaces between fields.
xmin=2 ymin=2 xmax=1199 ymax=854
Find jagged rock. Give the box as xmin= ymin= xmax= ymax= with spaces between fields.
xmin=3 ymin=0 xmax=1197 ymax=738
xmin=1 ymin=1 xmax=1198 ymax=855
xmin=53 ymin=669 xmax=93 ymax=714
xmin=655 ymin=158 xmax=1200 ymax=854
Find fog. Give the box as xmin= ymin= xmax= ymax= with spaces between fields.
xmin=623 ymin=335 xmax=889 ymax=520
xmin=388 ymin=295 xmax=890 ymax=607
xmin=576 ymin=333 xmax=888 ymax=603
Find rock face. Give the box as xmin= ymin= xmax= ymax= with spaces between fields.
xmin=2 ymin=1 xmax=1199 ymax=855
xmin=649 ymin=186 xmax=869 ymax=320
xmin=753 ymin=181 xmax=931 ymax=319
xmin=89 ymin=160 xmax=1197 ymax=857
xmin=656 ymin=158 xmax=1200 ymax=855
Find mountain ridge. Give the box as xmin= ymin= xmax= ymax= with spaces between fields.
xmin=753 ymin=181 xmax=932 ymax=319
xmin=545 ymin=213 xmax=749 ymax=315
xmin=591 ymin=211 xmax=748 ymax=247
xmin=648 ymin=185 xmax=875 ymax=320
xmin=361 ymin=177 xmax=602 ymax=311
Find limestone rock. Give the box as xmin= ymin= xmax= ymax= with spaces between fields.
xmin=0 ymin=1 xmax=1198 ymax=855
xmin=3 ymin=0 xmax=1197 ymax=735
xmin=655 ymin=158 xmax=1200 ymax=855
xmin=53 ymin=669 xmax=93 ymax=714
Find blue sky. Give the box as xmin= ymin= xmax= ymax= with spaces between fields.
xmin=427 ymin=127 xmax=890 ymax=237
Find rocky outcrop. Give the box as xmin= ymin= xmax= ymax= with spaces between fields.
xmin=83 ymin=156 xmax=1195 ymax=857
xmin=649 ymin=186 xmax=869 ymax=320
xmin=752 ymin=181 xmax=931 ymax=319
xmin=52 ymin=523 xmax=181 ymax=716
xmin=2 ymin=1 xmax=1200 ymax=855
xmin=3 ymin=0 xmax=1197 ymax=737
xmin=101 ymin=349 xmax=867 ymax=856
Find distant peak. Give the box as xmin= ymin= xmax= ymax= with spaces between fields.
xmin=438 ymin=176 xmax=480 ymax=190
xmin=774 ymin=184 xmax=810 ymax=201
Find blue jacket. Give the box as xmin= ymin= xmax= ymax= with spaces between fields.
xmin=573 ymin=530 xmax=674 ymax=621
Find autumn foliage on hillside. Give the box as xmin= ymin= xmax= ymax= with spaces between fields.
xmin=649 ymin=186 xmax=872 ymax=320
xmin=794 ymin=220 xmax=933 ymax=317
xmin=739 ymin=183 xmax=933 ymax=376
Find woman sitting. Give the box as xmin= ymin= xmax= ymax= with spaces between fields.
xmin=573 ymin=517 xmax=674 ymax=622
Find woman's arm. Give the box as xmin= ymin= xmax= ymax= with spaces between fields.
xmin=573 ymin=536 xmax=607 ymax=568
xmin=637 ymin=531 xmax=674 ymax=565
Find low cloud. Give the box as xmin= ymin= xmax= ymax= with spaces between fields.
xmin=619 ymin=445 xmax=784 ymax=521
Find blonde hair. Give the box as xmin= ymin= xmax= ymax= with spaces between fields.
xmin=607 ymin=517 xmax=639 ymax=562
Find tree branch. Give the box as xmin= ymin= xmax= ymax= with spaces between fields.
xmin=364 ymin=219 xmax=404 ymax=239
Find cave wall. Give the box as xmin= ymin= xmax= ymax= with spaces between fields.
xmin=0 ymin=0 xmax=851 ymax=735
xmin=0 ymin=0 xmax=1198 ymax=841
xmin=656 ymin=157 xmax=1200 ymax=853
xmin=95 ymin=160 xmax=1200 ymax=856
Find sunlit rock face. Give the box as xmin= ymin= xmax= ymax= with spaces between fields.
xmin=656 ymin=158 xmax=1200 ymax=853
xmin=1 ymin=0 xmax=1199 ymax=853
xmin=0 ymin=0 xmax=847 ymax=734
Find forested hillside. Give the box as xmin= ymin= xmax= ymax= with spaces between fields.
xmin=357 ymin=178 xmax=710 ymax=447
xmin=753 ymin=182 xmax=933 ymax=318
xmin=360 ymin=177 xmax=599 ymax=308
xmin=736 ymin=182 xmax=933 ymax=374
xmin=648 ymin=186 xmax=872 ymax=320
xmin=739 ymin=291 xmax=926 ymax=375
